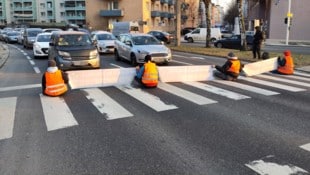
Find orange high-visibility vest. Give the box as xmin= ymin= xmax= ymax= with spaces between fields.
xmin=44 ymin=70 xmax=68 ymax=96
xmin=227 ymin=59 xmax=241 ymax=74
xmin=277 ymin=56 xmax=294 ymax=75
xmin=142 ymin=61 xmax=158 ymax=87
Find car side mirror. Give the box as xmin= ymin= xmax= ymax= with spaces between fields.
xmin=125 ymin=41 xmax=132 ymax=46
xmin=49 ymin=42 xmax=54 ymax=46
xmin=161 ymin=41 xmax=165 ymax=45
xmin=92 ymin=40 xmax=97 ymax=45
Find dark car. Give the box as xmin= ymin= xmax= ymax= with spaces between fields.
xmin=48 ymin=31 xmax=100 ymax=70
xmin=181 ymin=27 xmax=195 ymax=35
xmin=4 ymin=31 xmax=19 ymax=43
xmin=23 ymin=28 xmax=43 ymax=48
xmin=214 ymin=34 xmax=254 ymax=50
xmin=147 ymin=31 xmax=174 ymax=44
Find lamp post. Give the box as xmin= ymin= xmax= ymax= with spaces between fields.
xmin=285 ymin=0 xmax=292 ymax=45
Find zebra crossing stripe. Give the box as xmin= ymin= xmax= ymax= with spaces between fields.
xmin=266 ymin=72 xmax=310 ymax=82
xmin=239 ymin=77 xmax=306 ymax=92
xmin=83 ymin=88 xmax=133 ymax=120
xmin=116 ymin=85 xmax=178 ymax=112
xmin=0 ymin=97 xmax=17 ymax=140
xmin=0 ymin=84 xmax=41 ymax=92
xmin=256 ymin=74 xmax=310 ymax=87
xmin=157 ymin=82 xmax=217 ymax=105
xmin=213 ymin=80 xmax=280 ymax=96
xmin=294 ymin=71 xmax=310 ymax=78
xmin=300 ymin=143 xmax=310 ymax=152
xmin=40 ymin=94 xmax=78 ymax=131
xmin=183 ymin=81 xmax=250 ymax=100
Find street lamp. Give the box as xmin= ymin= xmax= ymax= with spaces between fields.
xmin=285 ymin=0 xmax=292 ymax=45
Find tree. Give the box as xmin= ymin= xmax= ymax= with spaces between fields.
xmin=202 ymin=0 xmax=211 ymax=48
xmin=223 ymin=1 xmax=238 ymax=30
xmin=238 ymin=0 xmax=247 ymax=51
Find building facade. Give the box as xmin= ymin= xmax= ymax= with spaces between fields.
xmin=247 ymin=0 xmax=310 ymax=42
xmin=86 ymin=0 xmax=176 ymax=33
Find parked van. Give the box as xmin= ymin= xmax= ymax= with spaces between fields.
xmin=112 ymin=21 xmax=139 ymax=37
xmin=184 ymin=28 xmax=222 ymax=43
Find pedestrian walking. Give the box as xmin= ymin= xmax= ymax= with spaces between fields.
xmin=252 ymin=26 xmax=264 ymax=59
xmin=42 ymin=60 xmax=69 ymax=96
xmin=135 ymin=55 xmax=159 ymax=87
xmin=214 ymin=52 xmax=244 ymax=81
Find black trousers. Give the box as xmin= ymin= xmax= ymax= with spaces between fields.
xmin=252 ymin=44 xmax=261 ymax=59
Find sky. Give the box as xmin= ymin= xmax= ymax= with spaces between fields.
xmin=212 ymin=0 xmax=234 ymax=11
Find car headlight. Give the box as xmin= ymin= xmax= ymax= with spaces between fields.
xmin=33 ymin=43 xmax=41 ymax=49
xmin=89 ymin=50 xmax=98 ymax=59
xmin=58 ymin=51 xmax=71 ymax=60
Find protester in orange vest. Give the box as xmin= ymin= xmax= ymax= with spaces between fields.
xmin=42 ymin=60 xmax=69 ymax=96
xmin=276 ymin=50 xmax=294 ymax=75
xmin=135 ymin=55 xmax=159 ymax=87
xmin=214 ymin=52 xmax=244 ymax=81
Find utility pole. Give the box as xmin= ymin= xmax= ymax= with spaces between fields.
xmin=285 ymin=0 xmax=292 ymax=45
xmin=238 ymin=0 xmax=247 ymax=50
xmin=174 ymin=0 xmax=181 ymax=46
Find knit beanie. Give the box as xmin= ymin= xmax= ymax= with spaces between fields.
xmin=227 ymin=52 xmax=238 ymax=60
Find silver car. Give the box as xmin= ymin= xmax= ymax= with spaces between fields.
xmin=91 ymin=31 xmax=116 ymax=54
xmin=114 ymin=33 xmax=172 ymax=65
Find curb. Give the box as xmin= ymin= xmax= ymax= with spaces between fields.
xmin=0 ymin=44 xmax=10 ymax=68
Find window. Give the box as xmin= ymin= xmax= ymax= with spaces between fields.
xmin=109 ymin=1 xmax=119 ymax=10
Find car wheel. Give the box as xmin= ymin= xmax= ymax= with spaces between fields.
xmin=217 ymin=43 xmax=223 ymax=48
xmin=114 ymin=50 xmax=121 ymax=61
xmin=210 ymin=38 xmax=216 ymax=43
xmin=130 ymin=54 xmax=137 ymax=66
xmin=188 ymin=37 xmax=194 ymax=43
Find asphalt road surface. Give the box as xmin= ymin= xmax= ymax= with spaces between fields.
xmin=0 ymin=44 xmax=309 ymax=175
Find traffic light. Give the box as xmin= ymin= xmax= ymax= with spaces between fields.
xmin=284 ymin=17 xmax=288 ymax=24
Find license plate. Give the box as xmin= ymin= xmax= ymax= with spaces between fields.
xmin=73 ymin=61 xmax=87 ymax=66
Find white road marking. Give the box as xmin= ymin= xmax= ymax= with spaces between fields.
xmin=83 ymin=88 xmax=133 ymax=120
xmin=26 ymin=56 xmax=31 ymax=60
xmin=29 ymin=60 xmax=35 ymax=65
xmin=40 ymin=94 xmax=78 ymax=131
xmin=300 ymin=143 xmax=310 ymax=152
xmin=171 ymin=60 xmax=193 ymax=65
xmin=117 ymin=85 xmax=178 ymax=112
xmin=173 ymin=54 xmax=205 ymax=60
xmin=0 ymin=97 xmax=17 ymax=140
xmin=0 ymin=84 xmax=41 ymax=92
xmin=33 ymin=67 xmax=41 ymax=74
xmin=183 ymin=81 xmax=250 ymax=100
xmin=266 ymin=72 xmax=310 ymax=82
xmin=239 ymin=77 xmax=306 ymax=92
xmin=245 ymin=159 xmax=308 ymax=175
xmin=294 ymin=71 xmax=310 ymax=78
xmin=23 ymin=52 xmax=27 ymax=56
xmin=110 ymin=63 xmax=122 ymax=68
xmin=213 ymin=80 xmax=280 ymax=96
xmin=157 ymin=82 xmax=217 ymax=105
xmin=256 ymin=74 xmax=310 ymax=87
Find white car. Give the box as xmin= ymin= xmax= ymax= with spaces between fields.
xmin=114 ymin=33 xmax=172 ymax=65
xmin=91 ymin=31 xmax=116 ymax=54
xmin=33 ymin=32 xmax=52 ymax=59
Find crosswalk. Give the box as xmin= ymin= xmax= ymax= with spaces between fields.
xmin=0 ymin=72 xmax=309 ymax=140
xmin=1 ymin=71 xmax=310 ymax=174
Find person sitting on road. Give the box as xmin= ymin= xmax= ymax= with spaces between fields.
xmin=42 ymin=60 xmax=69 ymax=97
xmin=214 ymin=52 xmax=244 ymax=81
xmin=275 ymin=50 xmax=294 ymax=75
xmin=135 ymin=55 xmax=159 ymax=88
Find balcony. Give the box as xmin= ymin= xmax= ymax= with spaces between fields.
xmin=100 ymin=9 xmax=124 ymax=17
xmin=168 ymin=0 xmax=174 ymax=6
xmin=160 ymin=0 xmax=168 ymax=4
xmin=168 ymin=13 xmax=175 ymax=19
xmin=151 ymin=11 xmax=161 ymax=18
xmin=161 ymin=12 xmax=169 ymax=18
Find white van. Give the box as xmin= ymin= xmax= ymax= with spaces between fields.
xmin=112 ymin=21 xmax=139 ymax=37
xmin=184 ymin=28 xmax=222 ymax=43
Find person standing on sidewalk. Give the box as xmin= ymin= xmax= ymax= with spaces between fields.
xmin=42 ymin=60 xmax=69 ymax=96
xmin=252 ymin=26 xmax=264 ymax=59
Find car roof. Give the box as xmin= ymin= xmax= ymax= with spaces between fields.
xmin=37 ymin=32 xmax=52 ymax=36
xmin=93 ymin=31 xmax=112 ymax=35
xmin=54 ymin=31 xmax=88 ymax=35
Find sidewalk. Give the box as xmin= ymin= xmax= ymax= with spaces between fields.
xmin=0 ymin=43 xmax=9 ymax=68
xmin=265 ymin=39 xmax=310 ymax=47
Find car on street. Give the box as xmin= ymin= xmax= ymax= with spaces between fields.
xmin=48 ymin=31 xmax=100 ymax=70
xmin=23 ymin=28 xmax=43 ymax=48
xmin=114 ymin=33 xmax=172 ymax=65
xmin=33 ymin=32 xmax=52 ymax=58
xmin=147 ymin=30 xmax=174 ymax=44
xmin=91 ymin=31 xmax=116 ymax=54
xmin=4 ymin=31 xmax=19 ymax=43
xmin=214 ymin=34 xmax=254 ymax=50
xmin=181 ymin=27 xmax=195 ymax=35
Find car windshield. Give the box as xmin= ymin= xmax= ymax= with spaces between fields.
xmin=132 ymin=36 xmax=161 ymax=45
xmin=28 ymin=31 xmax=42 ymax=37
xmin=37 ymin=35 xmax=51 ymax=42
xmin=58 ymin=34 xmax=92 ymax=46
xmin=7 ymin=32 xmax=19 ymax=36
xmin=97 ymin=34 xmax=116 ymax=40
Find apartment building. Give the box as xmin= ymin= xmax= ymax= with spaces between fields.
xmin=0 ymin=0 xmax=86 ymax=27
xmin=85 ymin=0 xmax=176 ymax=33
